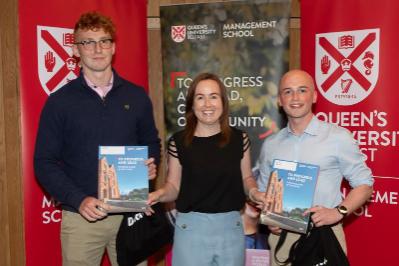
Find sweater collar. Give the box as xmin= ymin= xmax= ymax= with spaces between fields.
xmin=78 ymin=68 xmax=124 ymax=90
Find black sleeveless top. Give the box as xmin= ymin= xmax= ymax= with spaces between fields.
xmin=168 ymin=127 xmax=250 ymax=213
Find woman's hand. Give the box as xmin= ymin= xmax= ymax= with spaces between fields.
xmin=148 ymin=189 xmax=163 ymax=206
xmin=249 ymin=188 xmax=266 ymax=210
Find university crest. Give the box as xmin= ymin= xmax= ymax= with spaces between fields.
xmin=37 ymin=26 xmax=80 ymax=95
xmin=315 ymin=28 xmax=380 ymax=105
xmin=171 ymin=25 xmax=186 ymax=43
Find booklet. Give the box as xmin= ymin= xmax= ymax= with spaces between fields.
xmin=245 ymin=249 xmax=270 ymax=266
xmin=98 ymin=146 xmax=149 ymax=213
xmin=260 ymin=159 xmax=319 ymax=234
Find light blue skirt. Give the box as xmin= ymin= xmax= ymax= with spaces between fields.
xmin=172 ymin=211 xmax=245 ymax=266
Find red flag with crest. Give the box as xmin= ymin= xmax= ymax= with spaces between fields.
xmin=301 ymin=1 xmax=399 ymax=265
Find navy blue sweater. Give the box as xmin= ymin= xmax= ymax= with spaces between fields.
xmin=34 ymin=71 xmax=160 ymax=212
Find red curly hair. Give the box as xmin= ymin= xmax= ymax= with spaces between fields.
xmin=74 ymin=11 xmax=116 ymax=39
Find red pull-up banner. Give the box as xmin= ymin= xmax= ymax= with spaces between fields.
xmin=301 ymin=1 xmax=399 ymax=265
xmin=19 ymin=1 xmax=148 ymax=265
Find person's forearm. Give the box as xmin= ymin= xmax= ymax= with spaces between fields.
xmin=243 ymin=175 xmax=258 ymax=195
xmin=340 ymin=184 xmax=373 ymax=214
xmin=243 ymin=175 xmax=262 ymax=203
xmin=158 ymin=181 xmax=179 ymax=202
xmin=34 ymin=157 xmax=86 ymax=210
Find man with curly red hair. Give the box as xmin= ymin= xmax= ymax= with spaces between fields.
xmin=34 ymin=11 xmax=160 ymax=265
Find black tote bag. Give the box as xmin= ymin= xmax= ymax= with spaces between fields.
xmin=116 ymin=203 xmax=174 ymax=266
xmin=275 ymin=225 xmax=350 ymax=266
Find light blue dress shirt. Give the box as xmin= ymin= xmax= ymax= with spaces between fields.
xmin=256 ymin=115 xmax=373 ymax=208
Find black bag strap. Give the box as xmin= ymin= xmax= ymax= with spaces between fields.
xmin=274 ymin=230 xmax=291 ymax=266
xmin=274 ymin=229 xmax=311 ymax=266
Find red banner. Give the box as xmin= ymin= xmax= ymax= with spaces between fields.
xmin=19 ymin=1 xmax=148 ymax=265
xmin=301 ymin=1 xmax=399 ymax=265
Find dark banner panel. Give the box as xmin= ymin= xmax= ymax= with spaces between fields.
xmin=161 ymin=0 xmax=291 ymax=167
xmin=160 ymin=1 xmax=291 ymax=265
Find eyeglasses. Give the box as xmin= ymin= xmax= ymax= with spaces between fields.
xmin=74 ymin=39 xmax=114 ymax=50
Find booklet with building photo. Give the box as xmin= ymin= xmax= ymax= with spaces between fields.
xmin=260 ymin=159 xmax=319 ymax=234
xmin=98 ymin=146 xmax=149 ymax=213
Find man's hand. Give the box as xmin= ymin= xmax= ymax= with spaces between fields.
xmin=304 ymin=205 xmax=343 ymax=227
xmin=145 ymin=157 xmax=157 ymax=180
xmin=78 ymin=196 xmax=110 ymax=222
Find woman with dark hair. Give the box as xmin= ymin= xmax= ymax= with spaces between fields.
xmin=148 ymin=73 xmax=265 ymax=266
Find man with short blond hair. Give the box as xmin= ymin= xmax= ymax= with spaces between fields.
xmin=256 ymin=69 xmax=374 ymax=265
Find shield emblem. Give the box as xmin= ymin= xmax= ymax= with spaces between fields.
xmin=37 ymin=26 xmax=80 ymax=95
xmin=171 ymin=25 xmax=186 ymax=43
xmin=315 ymin=28 xmax=379 ymax=106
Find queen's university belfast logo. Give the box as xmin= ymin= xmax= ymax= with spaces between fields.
xmin=315 ymin=29 xmax=380 ymax=106
xmin=171 ymin=25 xmax=186 ymax=43
xmin=37 ymin=26 xmax=80 ymax=95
